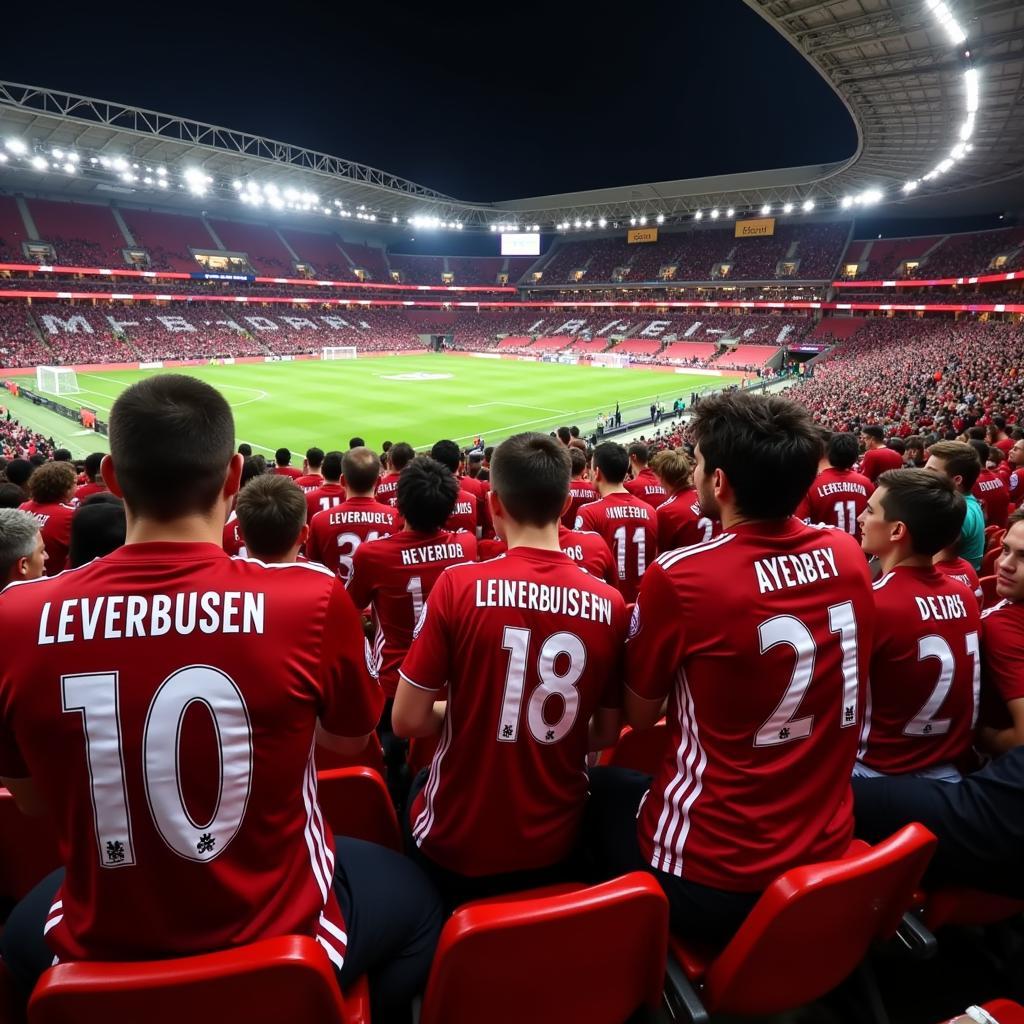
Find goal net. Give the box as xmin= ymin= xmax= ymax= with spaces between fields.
xmin=36 ymin=365 xmax=81 ymax=395
xmin=592 ymin=352 xmax=630 ymax=369
xmin=322 ymin=346 xmax=358 ymax=361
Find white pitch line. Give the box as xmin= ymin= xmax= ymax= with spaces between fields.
xmin=467 ymin=402 xmax=570 ymax=414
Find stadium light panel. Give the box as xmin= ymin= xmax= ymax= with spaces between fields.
xmin=694 ymin=211 xmax=703 ymax=220
xmin=0 ymin=153 xmax=6 ymax=163
xmin=111 ymin=157 xmax=128 ymax=172
xmin=232 ymin=180 xmax=242 ymax=190
xmin=156 ymin=166 xmax=167 ymax=176
xmin=841 ymin=196 xmax=854 ymax=209
xmin=782 ymin=203 xmax=794 ymax=214
xmin=638 ymin=215 xmax=647 ymax=225
xmin=457 ymin=223 xmax=464 ymax=230
xmin=63 ymin=162 xmax=76 ymax=174
xmin=655 ymin=213 xmax=665 ymax=224
xmin=902 ymin=180 xmax=919 ymax=192
xmin=710 ymin=209 xmax=720 ymax=219
xmin=67 ymin=152 xmax=79 ymax=163
xmin=31 ymin=155 xmax=47 ymax=171
xmin=960 ymin=113 xmax=975 ymax=140
xmin=964 ymin=69 xmax=979 ymax=113
xmin=573 ymin=220 xmax=582 ymax=229
xmin=726 ymin=207 xmax=735 ymax=218
xmin=598 ymin=218 xmax=607 ymax=228
xmin=860 ymin=189 xmax=884 ymax=204
xmin=925 ymin=0 xmax=967 ymax=45
xmin=629 ymin=217 xmax=637 ymax=226
xmin=584 ymin=219 xmax=593 ymax=229
xmin=392 ymin=215 xmax=399 ymax=223
xmin=5 ymin=138 xmax=27 ymax=155
xmin=801 ymin=199 xmax=815 ymax=212
xmin=489 ymin=224 xmax=497 ymax=232
xmin=158 ymin=179 xmax=168 ymax=188
xmin=52 ymin=148 xmax=64 ymax=159
xmin=760 ymin=204 xmax=771 ymax=215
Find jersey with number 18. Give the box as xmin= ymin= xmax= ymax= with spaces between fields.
xmin=0 ymin=541 xmax=383 ymax=968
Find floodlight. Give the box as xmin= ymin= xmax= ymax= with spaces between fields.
xmin=52 ymin=148 xmax=64 ymax=159
xmin=629 ymin=217 xmax=637 ymax=226
xmin=760 ymin=204 xmax=771 ymax=215
xmin=638 ymin=215 xmax=647 ymax=225
xmin=573 ymin=220 xmax=582 ymax=229
xmin=783 ymin=203 xmax=794 ymax=214
xmin=710 ymin=208 xmax=720 ymax=219
xmin=158 ymin=179 xmax=169 ymax=188
xmin=156 ymin=166 xmax=167 ymax=176
xmin=584 ymin=220 xmax=593 ymax=229
xmin=392 ymin=215 xmax=399 ymax=223
xmin=232 ymin=180 xmax=242 ymax=190
xmin=694 ymin=210 xmax=703 ymax=220
xmin=5 ymin=138 xmax=27 ymax=155
xmin=598 ymin=218 xmax=607 ymax=228
xmin=802 ymin=199 xmax=815 ymax=212
xmin=0 ymin=153 xmax=7 ymax=163
xmin=31 ymin=155 xmax=47 ymax=170
xmin=67 ymin=152 xmax=79 ymax=163
xmin=63 ymin=162 xmax=76 ymax=174
xmin=655 ymin=213 xmax=665 ymax=224
xmin=902 ymin=181 xmax=919 ymax=192
xmin=457 ymin=222 xmax=464 ymax=230
xmin=964 ymin=69 xmax=979 ymax=112
xmin=726 ymin=207 xmax=735 ymax=218
xmin=111 ymin=157 xmax=128 ymax=171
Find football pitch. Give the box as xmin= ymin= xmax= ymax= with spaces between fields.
xmin=7 ymin=355 xmax=740 ymax=459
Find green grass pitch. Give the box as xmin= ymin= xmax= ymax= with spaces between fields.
xmin=7 ymin=355 xmax=741 ymax=459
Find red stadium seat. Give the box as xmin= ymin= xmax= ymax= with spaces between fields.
xmin=980 ymin=575 xmax=1001 ymax=609
xmin=0 ymin=789 xmax=62 ymax=912
xmin=597 ymin=721 xmax=670 ymax=775
xmin=27 ymin=935 xmax=369 ymax=1024
xmin=922 ymin=888 xmax=1024 ymax=931
xmin=418 ymin=873 xmax=668 ymax=1024
xmin=315 ymin=767 xmax=401 ymax=851
xmin=982 ymin=546 xmax=1001 ymax=577
xmin=666 ymin=824 xmax=936 ymax=1020
xmin=941 ymin=1000 xmax=1024 ymax=1023
xmin=315 ymin=737 xmax=386 ymax=775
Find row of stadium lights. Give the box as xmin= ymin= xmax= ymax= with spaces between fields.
xmin=0 ymin=5 xmax=980 ymax=233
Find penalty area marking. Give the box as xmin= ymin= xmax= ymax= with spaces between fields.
xmin=77 ymin=374 xmax=269 ymax=409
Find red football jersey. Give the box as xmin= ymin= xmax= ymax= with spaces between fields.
xmin=19 ymin=499 xmax=75 ymax=575
xmin=935 ymin=557 xmax=983 ymax=610
xmin=627 ymin=520 xmax=875 ymax=890
xmin=305 ymin=483 xmax=346 ymax=524
xmin=348 ymin=529 xmax=478 ymax=698
xmin=624 ymin=468 xmax=668 ymax=509
xmin=656 ymin=489 xmax=719 ymax=552
xmin=222 ymin=512 xmax=245 ymax=558
xmin=374 ymin=472 xmax=402 ymax=509
xmin=797 ymin=468 xmax=874 ymax=541
xmin=574 ymin=493 xmax=658 ymax=603
xmin=0 ymin=542 xmax=382 ymax=967
xmin=981 ymin=599 xmax=1024 ymax=709
xmin=1009 ymin=468 xmax=1024 ymax=505
xmin=272 ymin=466 xmax=303 ymax=481
xmin=445 ymin=487 xmax=479 ymax=536
xmin=562 ymin=481 xmax=599 ymax=528
xmin=973 ymin=470 xmax=1010 ymax=528
xmin=859 ymin=447 xmax=903 ymax=483
xmin=477 ymin=527 xmax=616 ymax=586
xmin=307 ymin=497 xmax=398 ymax=583
xmin=401 ymin=548 xmax=627 ymax=876
xmin=73 ymin=483 xmax=106 ymax=505
xmin=858 ymin=566 xmax=980 ymax=775
xmin=294 ymin=473 xmax=324 ymax=494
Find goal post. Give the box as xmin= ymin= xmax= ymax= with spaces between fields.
xmin=35 ymin=365 xmax=81 ymax=396
xmin=591 ymin=352 xmax=630 ymax=368
xmin=322 ymin=346 xmax=358 ymax=361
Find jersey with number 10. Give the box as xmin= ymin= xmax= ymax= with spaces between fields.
xmin=401 ymin=548 xmax=627 ymax=876
xmin=347 ymin=529 xmax=478 ymax=697
xmin=627 ymin=520 xmax=874 ymax=891
xmin=574 ymin=493 xmax=658 ymax=602
xmin=0 ymin=541 xmax=383 ymax=968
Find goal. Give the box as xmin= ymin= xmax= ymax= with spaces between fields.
xmin=36 ymin=365 xmax=81 ymax=396
xmin=322 ymin=346 xmax=357 ymax=361
xmin=592 ymin=352 xmax=630 ymax=369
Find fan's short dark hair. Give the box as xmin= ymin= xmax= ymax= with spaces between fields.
xmin=397 ymin=457 xmax=459 ymax=533
xmin=490 ymin=432 xmax=571 ymax=527
xmin=110 ymin=374 xmax=234 ymax=519
xmin=592 ymin=442 xmax=629 ymax=484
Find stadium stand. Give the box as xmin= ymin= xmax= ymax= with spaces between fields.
xmin=446 ymin=256 xmax=505 ymax=285
xmin=912 ymin=227 xmax=1024 ymax=278
xmin=206 ymin=219 xmax=295 ymax=276
xmin=856 ymin=235 xmax=944 ymax=279
xmin=660 ymin=341 xmax=718 ymax=364
xmin=26 ymin=199 xmax=127 ymax=267
xmin=0 ymin=195 xmax=30 ymax=261
xmin=121 ymin=209 xmax=212 ymax=271
xmin=389 ymin=254 xmax=446 ymax=285
xmin=0 ymin=302 xmax=53 ymax=366
xmin=339 ymin=241 xmax=392 ymax=282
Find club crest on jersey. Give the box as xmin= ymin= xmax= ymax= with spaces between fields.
xmin=381 ymin=372 xmax=454 ymax=381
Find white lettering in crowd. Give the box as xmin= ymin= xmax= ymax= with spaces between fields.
xmin=105 ymin=315 xmax=139 ymax=334
xmin=327 ymin=510 xmax=392 ymax=526
xmin=474 ymin=579 xmax=613 ymax=624
xmin=156 ymin=316 xmax=197 ymax=333
xmin=243 ymin=316 xmax=279 ymax=332
xmin=639 ymin=320 xmax=671 ymax=338
xmin=40 ymin=314 xmax=94 ymax=336
xmin=754 ymin=547 xmax=840 ymax=594
xmin=818 ymin=481 xmax=868 ymax=498
xmin=605 ymin=505 xmax=651 ymax=520
xmin=38 ymin=592 xmax=266 ymax=645
xmin=400 ymin=543 xmax=466 ymax=565
xmin=915 ymin=594 xmax=969 ymax=621
xmin=552 ymin=319 xmax=587 ymax=336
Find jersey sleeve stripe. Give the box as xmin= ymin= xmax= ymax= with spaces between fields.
xmin=871 ymin=572 xmax=896 ymax=591
xmin=398 ymin=670 xmax=443 ymax=693
xmin=305 ymin=763 xmax=335 ymax=874
xmin=316 ymin=934 xmax=345 ymax=971
xmin=300 ymin=755 xmax=330 ymax=903
xmin=412 ymin=709 xmax=454 ymax=845
xmin=655 ymin=533 xmax=735 ymax=570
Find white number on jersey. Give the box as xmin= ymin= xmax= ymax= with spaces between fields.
xmin=697 ymin=517 xmax=714 ymax=543
xmin=754 ymin=601 xmax=860 ymax=746
xmin=336 ymin=530 xmax=381 ymax=584
xmin=63 ymin=666 xmax=253 ymax=868
xmin=832 ymin=500 xmax=858 ymax=535
xmin=612 ymin=525 xmax=648 ymax=581
xmin=904 ymin=632 xmax=980 ymax=737
xmin=496 ymin=627 xmax=586 ymax=744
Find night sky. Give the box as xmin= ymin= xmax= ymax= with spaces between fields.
xmin=0 ymin=0 xmax=857 ymax=202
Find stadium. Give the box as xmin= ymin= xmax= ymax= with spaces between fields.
xmin=1 ymin=0 xmax=1024 ymax=1020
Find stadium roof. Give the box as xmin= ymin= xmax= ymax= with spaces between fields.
xmin=0 ymin=0 xmax=1021 ymax=233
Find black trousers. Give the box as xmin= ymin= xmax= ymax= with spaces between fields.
xmin=0 ymin=837 xmax=442 ymax=1024
xmin=584 ymin=767 xmax=760 ymax=944
xmin=404 ymin=769 xmax=580 ymax=913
